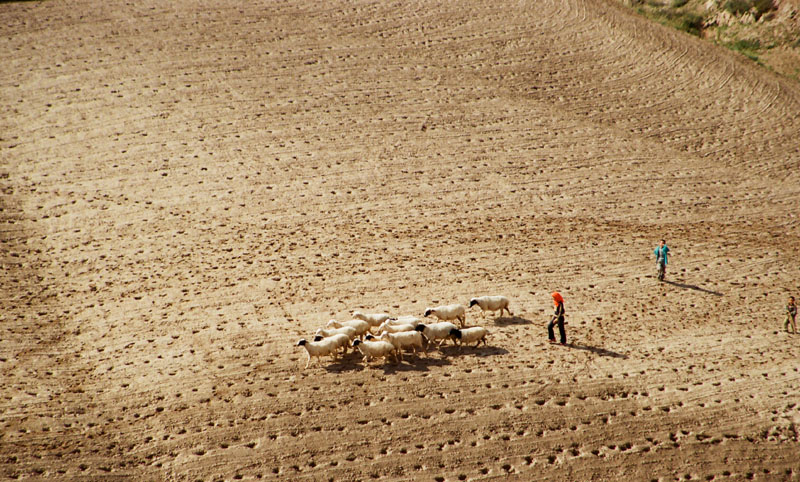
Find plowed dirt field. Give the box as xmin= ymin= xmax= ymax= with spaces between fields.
xmin=2 ymin=0 xmax=800 ymax=480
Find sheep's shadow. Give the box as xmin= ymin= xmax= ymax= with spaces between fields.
xmin=492 ymin=316 xmax=532 ymax=326
xmin=437 ymin=344 xmax=509 ymax=357
xmin=321 ymin=350 xmax=387 ymax=372
xmin=322 ymin=354 xmax=370 ymax=372
xmin=378 ymin=356 xmax=453 ymax=373
xmin=566 ymin=343 xmax=627 ymax=359
xmin=321 ymin=341 xmax=510 ymax=372
xmin=662 ymin=279 xmax=723 ymax=296
xmin=323 ymin=351 xmax=455 ymax=373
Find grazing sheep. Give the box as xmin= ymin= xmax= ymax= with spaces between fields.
xmin=352 ymin=338 xmax=397 ymax=364
xmin=326 ymin=319 xmax=370 ymax=339
xmin=315 ymin=325 xmax=357 ymax=341
xmin=424 ymin=304 xmax=466 ymax=327
xmin=376 ymin=321 xmax=416 ymax=334
xmin=449 ymin=327 xmax=489 ymax=349
xmin=352 ymin=311 xmax=392 ymax=329
xmin=469 ymin=296 xmax=512 ymax=318
xmin=378 ymin=331 xmax=426 ymax=361
xmin=314 ymin=333 xmax=350 ymax=355
xmin=386 ymin=315 xmax=423 ymax=327
xmin=414 ymin=322 xmax=458 ymax=348
xmin=296 ymin=338 xmax=340 ymax=369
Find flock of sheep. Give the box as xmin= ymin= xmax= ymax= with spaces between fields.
xmin=295 ymin=296 xmax=513 ymax=369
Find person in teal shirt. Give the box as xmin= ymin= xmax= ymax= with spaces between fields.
xmin=654 ymin=239 xmax=669 ymax=280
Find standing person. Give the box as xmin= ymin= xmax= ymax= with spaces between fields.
xmin=786 ymin=296 xmax=797 ymax=334
xmin=654 ymin=239 xmax=670 ymax=281
xmin=548 ymin=292 xmax=566 ymax=345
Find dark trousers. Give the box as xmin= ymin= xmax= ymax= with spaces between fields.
xmin=548 ymin=317 xmax=566 ymax=343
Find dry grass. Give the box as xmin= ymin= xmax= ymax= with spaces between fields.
xmin=624 ymin=0 xmax=800 ymax=79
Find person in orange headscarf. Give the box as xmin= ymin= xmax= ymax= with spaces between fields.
xmin=548 ymin=292 xmax=566 ymax=345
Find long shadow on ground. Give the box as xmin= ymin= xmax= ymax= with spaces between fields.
xmin=438 ymin=344 xmax=510 ymax=358
xmin=321 ymin=351 xmax=380 ymax=372
xmin=663 ymin=279 xmax=723 ymax=296
xmin=564 ymin=343 xmax=628 ymax=359
xmin=322 ymin=339 xmax=510 ymax=373
xmin=493 ymin=316 xmax=533 ymax=326
xmin=378 ymin=356 xmax=453 ymax=374
xmin=323 ymin=351 xmax=455 ymax=373
xmin=376 ymin=344 xmax=510 ymax=373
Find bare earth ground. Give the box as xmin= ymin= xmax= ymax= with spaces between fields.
xmin=2 ymin=0 xmax=800 ymax=480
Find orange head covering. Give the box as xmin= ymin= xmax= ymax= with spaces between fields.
xmin=551 ymin=292 xmax=564 ymax=306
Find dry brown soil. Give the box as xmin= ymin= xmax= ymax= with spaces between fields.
xmin=2 ymin=0 xmax=800 ymax=480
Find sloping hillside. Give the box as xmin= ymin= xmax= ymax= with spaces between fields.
xmin=622 ymin=0 xmax=800 ymax=80
xmin=1 ymin=0 xmax=799 ymax=480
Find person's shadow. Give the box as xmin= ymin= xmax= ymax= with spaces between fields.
xmin=565 ymin=343 xmax=627 ymax=359
xmin=663 ymin=279 xmax=723 ymax=296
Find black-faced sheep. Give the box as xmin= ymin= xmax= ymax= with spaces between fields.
xmin=469 ymin=296 xmax=512 ymax=318
xmin=296 ymin=337 xmax=340 ymax=369
xmin=424 ymin=304 xmax=466 ymax=327
xmin=449 ymin=327 xmax=489 ymax=349
xmin=414 ymin=322 xmax=458 ymax=348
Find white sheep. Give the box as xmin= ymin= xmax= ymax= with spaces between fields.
xmin=414 ymin=322 xmax=458 ymax=348
xmin=449 ymin=327 xmax=489 ymax=349
xmin=386 ymin=315 xmax=423 ymax=327
xmin=352 ymin=311 xmax=392 ymax=329
xmin=469 ymin=296 xmax=512 ymax=318
xmin=424 ymin=304 xmax=466 ymax=327
xmin=313 ymin=333 xmax=350 ymax=355
xmin=352 ymin=338 xmax=397 ymax=364
xmin=376 ymin=321 xmax=416 ymax=334
xmin=315 ymin=325 xmax=357 ymax=341
xmin=378 ymin=331 xmax=426 ymax=361
xmin=326 ymin=319 xmax=370 ymax=339
xmin=296 ymin=337 xmax=340 ymax=369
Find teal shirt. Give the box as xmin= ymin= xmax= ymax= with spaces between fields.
xmin=654 ymin=245 xmax=669 ymax=265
